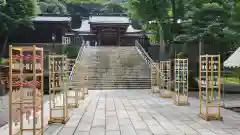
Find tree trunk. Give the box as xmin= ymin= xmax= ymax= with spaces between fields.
xmin=0 ymin=35 xmax=8 ymax=58
xmin=199 ymin=38 xmax=203 ymax=56
xmin=158 ymin=21 xmax=166 ymax=61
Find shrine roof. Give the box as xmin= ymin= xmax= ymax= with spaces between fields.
xmin=32 ymin=16 xmax=72 ymax=22
xmin=224 ymin=47 xmax=240 ymax=68
xmin=72 ymin=20 xmax=90 ymax=32
xmin=89 ymin=16 xmax=130 ymax=24
xmin=126 ymin=25 xmax=142 ymax=33
xmin=72 ymin=17 xmax=142 ymax=33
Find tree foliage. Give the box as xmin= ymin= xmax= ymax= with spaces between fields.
xmin=0 ymin=0 xmax=39 ymax=35
xmin=100 ymin=2 xmax=126 ymax=13
xmin=39 ymin=0 xmax=68 ymax=14
xmin=0 ymin=0 xmax=39 ymax=56
xmin=129 ymin=0 xmax=240 ymax=58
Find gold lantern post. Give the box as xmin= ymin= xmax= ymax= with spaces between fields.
xmin=150 ymin=63 xmax=159 ymax=93
xmin=199 ymin=55 xmax=222 ymax=121
xmin=173 ymin=58 xmax=189 ymax=105
xmin=9 ymin=45 xmax=44 ymax=135
xmin=48 ymin=54 xmax=69 ymax=124
xmin=159 ymin=60 xmax=172 ymax=98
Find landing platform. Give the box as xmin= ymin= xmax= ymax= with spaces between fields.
xmin=1 ymin=90 xmax=240 ymax=135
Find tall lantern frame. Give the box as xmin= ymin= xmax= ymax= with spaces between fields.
xmin=48 ymin=54 xmax=69 ymax=124
xmin=9 ymin=45 xmax=44 ymax=135
xmin=150 ymin=63 xmax=160 ymax=93
xmin=199 ymin=54 xmax=222 ymax=121
xmin=159 ymin=60 xmax=172 ymax=98
xmin=173 ymin=58 xmax=189 ymax=105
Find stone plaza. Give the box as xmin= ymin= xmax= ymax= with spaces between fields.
xmin=40 ymin=90 xmax=240 ymax=135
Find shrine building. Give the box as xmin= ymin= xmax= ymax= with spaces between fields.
xmin=70 ymin=15 xmax=142 ymax=46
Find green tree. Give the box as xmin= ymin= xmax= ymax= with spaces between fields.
xmin=183 ymin=1 xmax=233 ymax=55
xmin=100 ymin=2 xmax=126 ymax=13
xmin=129 ymin=0 xmax=170 ymax=60
xmin=0 ymin=0 xmax=39 ymax=56
xmin=39 ymin=0 xmax=68 ymax=14
xmin=67 ymin=0 xmax=109 ymax=4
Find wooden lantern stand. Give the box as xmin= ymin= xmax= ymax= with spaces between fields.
xmin=151 ymin=63 xmax=160 ymax=93
xmin=173 ymin=58 xmax=189 ymax=106
xmin=159 ymin=60 xmax=172 ymax=98
xmin=199 ymin=55 xmax=222 ymax=121
xmin=67 ymin=59 xmax=84 ymax=108
xmin=9 ymin=45 xmax=44 ymax=135
xmin=48 ymin=54 xmax=69 ymax=124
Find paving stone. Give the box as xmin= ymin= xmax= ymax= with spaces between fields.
xmin=144 ymin=119 xmax=159 ymax=126
xmin=74 ymin=131 xmax=89 ymax=135
xmin=129 ymin=115 xmax=143 ymax=122
xmin=117 ymin=111 xmax=129 ymax=119
xmin=58 ymin=127 xmax=75 ymax=135
xmin=119 ymin=118 xmax=132 ymax=126
xmin=167 ymin=129 xmax=185 ymax=135
xmin=153 ymin=115 xmax=168 ymax=122
xmin=120 ymin=125 xmax=137 ymax=135
xmin=106 ymin=130 xmax=121 ymax=135
xmin=176 ymin=125 xmax=199 ymax=134
xmin=208 ymin=128 xmax=228 ymax=134
xmin=44 ymin=124 xmax=64 ymax=135
xmin=195 ymin=129 xmax=212 ymax=133
xmin=76 ymin=123 xmax=91 ymax=132
xmin=132 ymin=122 xmax=148 ymax=130
xmin=188 ymin=122 xmax=206 ymax=130
xmin=159 ymin=121 xmax=177 ymax=130
xmin=106 ymin=111 xmax=117 ymax=117
xmin=90 ymin=127 xmax=105 ymax=135
xmin=106 ymin=117 xmax=119 ymax=131
xmin=92 ymin=119 xmax=105 ymax=127
xmin=139 ymin=113 xmax=154 ymax=120
xmin=136 ymin=108 xmax=148 ymax=113
xmin=136 ymin=129 xmax=153 ymax=135
xmin=224 ymin=128 xmax=240 ymax=135
xmin=148 ymin=125 xmax=167 ymax=134
xmin=65 ymin=120 xmax=80 ymax=127
xmin=197 ymin=131 xmax=217 ymax=135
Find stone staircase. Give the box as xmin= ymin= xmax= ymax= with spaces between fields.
xmin=79 ymin=46 xmax=151 ymax=89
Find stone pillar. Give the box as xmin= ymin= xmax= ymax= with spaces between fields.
xmin=97 ymin=28 xmax=101 ymax=46
xmin=117 ymin=28 xmax=120 ymax=46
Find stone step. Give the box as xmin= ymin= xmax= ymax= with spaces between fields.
xmin=88 ymin=86 xmax=151 ymax=90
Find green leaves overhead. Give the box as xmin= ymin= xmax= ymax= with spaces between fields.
xmin=129 ymin=0 xmax=170 ymax=21
xmin=39 ymin=0 xmax=68 ymax=14
xmin=0 ymin=0 xmax=39 ymax=34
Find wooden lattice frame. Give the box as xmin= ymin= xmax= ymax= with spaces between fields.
xmin=159 ymin=61 xmax=172 ymax=98
xmin=151 ymin=63 xmax=159 ymax=93
xmin=48 ymin=55 xmax=69 ymax=124
xmin=199 ymin=55 xmax=222 ymax=121
xmin=173 ymin=58 xmax=189 ymax=105
xmin=160 ymin=61 xmax=171 ymax=90
xmin=9 ymin=45 xmax=44 ymax=135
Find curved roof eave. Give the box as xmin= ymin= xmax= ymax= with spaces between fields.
xmin=224 ymin=47 xmax=240 ymax=68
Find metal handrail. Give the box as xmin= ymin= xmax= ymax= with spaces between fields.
xmin=135 ymin=41 xmax=164 ymax=80
xmin=69 ymin=42 xmax=86 ymax=81
xmin=135 ymin=41 xmax=159 ymax=68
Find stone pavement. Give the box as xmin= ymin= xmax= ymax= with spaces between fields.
xmin=44 ymin=90 xmax=240 ymax=135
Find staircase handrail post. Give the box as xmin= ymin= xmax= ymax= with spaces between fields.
xmin=69 ymin=41 xmax=87 ymax=81
xmin=135 ymin=40 xmax=164 ymax=86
